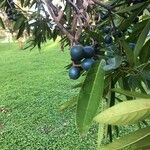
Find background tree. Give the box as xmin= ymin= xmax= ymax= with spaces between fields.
xmin=0 ymin=0 xmax=150 ymax=149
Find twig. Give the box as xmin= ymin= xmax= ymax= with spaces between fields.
xmin=43 ymin=0 xmax=74 ymax=42
xmin=66 ymin=0 xmax=87 ymax=22
xmin=75 ymin=16 xmax=83 ymax=42
xmin=93 ymin=0 xmax=117 ymax=32
xmin=109 ymin=11 xmax=117 ymax=32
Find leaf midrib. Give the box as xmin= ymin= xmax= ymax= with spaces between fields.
xmin=101 ymin=106 xmax=150 ymax=121
xmin=116 ymin=133 xmax=150 ymax=150
xmin=83 ymin=62 xmax=103 ymax=126
xmin=100 ymin=128 xmax=150 ymax=150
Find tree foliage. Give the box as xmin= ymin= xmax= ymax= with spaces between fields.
xmin=0 ymin=0 xmax=150 ymax=149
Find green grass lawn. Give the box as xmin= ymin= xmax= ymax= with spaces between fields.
xmin=0 ymin=41 xmax=97 ymax=150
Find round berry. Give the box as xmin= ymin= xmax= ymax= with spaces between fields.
xmin=83 ymin=46 xmax=95 ymax=58
xmin=129 ymin=43 xmax=136 ymax=49
xmin=70 ymin=45 xmax=84 ymax=61
xmin=104 ymin=35 xmax=113 ymax=44
xmin=81 ymin=58 xmax=95 ymax=71
xmin=113 ymin=31 xmax=123 ymax=38
xmin=103 ymin=26 xmax=111 ymax=34
xmin=69 ymin=66 xmax=80 ymax=80
xmin=101 ymin=13 xmax=109 ymax=20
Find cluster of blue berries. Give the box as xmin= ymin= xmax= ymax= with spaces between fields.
xmin=69 ymin=45 xmax=95 ymax=80
xmin=103 ymin=25 xmax=123 ymax=45
xmin=103 ymin=26 xmax=113 ymax=45
xmin=6 ymin=0 xmax=17 ymax=21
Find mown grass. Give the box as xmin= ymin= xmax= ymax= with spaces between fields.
xmin=0 ymin=41 xmax=97 ymax=150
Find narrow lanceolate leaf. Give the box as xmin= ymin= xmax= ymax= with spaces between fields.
xmin=76 ymin=60 xmax=106 ymax=134
xmin=14 ymin=17 xmax=25 ymax=30
xmin=65 ymin=3 xmax=72 ymax=26
xmin=0 ymin=17 xmax=5 ymax=29
xmin=112 ymin=88 xmax=150 ymax=99
xmin=72 ymin=82 xmax=83 ymax=89
xmin=117 ymin=2 xmax=146 ymax=14
xmin=94 ymin=99 xmax=150 ymax=125
xmin=120 ymin=40 xmax=134 ymax=66
xmin=134 ymin=20 xmax=150 ymax=63
xmin=139 ymin=39 xmax=150 ymax=63
xmin=131 ymin=135 xmax=150 ymax=150
xmin=59 ymin=96 xmax=78 ymax=111
xmin=119 ymin=4 xmax=147 ymax=31
xmin=99 ymin=127 xmax=150 ymax=150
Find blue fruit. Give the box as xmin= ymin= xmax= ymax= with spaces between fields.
xmin=69 ymin=66 xmax=80 ymax=80
xmin=101 ymin=13 xmax=109 ymax=20
xmin=83 ymin=46 xmax=95 ymax=58
xmin=129 ymin=43 xmax=136 ymax=49
xmin=104 ymin=35 xmax=113 ymax=44
xmin=114 ymin=31 xmax=123 ymax=38
xmin=81 ymin=58 xmax=95 ymax=71
xmin=103 ymin=26 xmax=111 ymax=34
xmin=70 ymin=45 xmax=84 ymax=61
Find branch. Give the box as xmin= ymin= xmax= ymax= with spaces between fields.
xmin=75 ymin=16 xmax=83 ymax=42
xmin=66 ymin=0 xmax=88 ymax=22
xmin=43 ymin=0 xmax=74 ymax=42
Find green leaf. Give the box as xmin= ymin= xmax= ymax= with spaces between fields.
xmin=131 ymin=135 xmax=150 ymax=150
xmin=139 ymin=39 xmax=150 ymax=63
xmin=99 ymin=127 xmax=150 ymax=150
xmin=14 ymin=17 xmax=25 ymax=30
xmin=112 ymin=88 xmax=150 ymax=99
xmin=24 ymin=0 xmax=31 ymax=7
xmin=59 ymin=96 xmax=77 ymax=111
xmin=53 ymin=28 xmax=58 ymax=41
xmin=117 ymin=2 xmax=146 ymax=14
xmin=20 ymin=0 xmax=24 ymax=7
xmin=134 ymin=20 xmax=150 ymax=63
xmin=126 ymin=19 xmax=149 ymax=43
xmin=76 ymin=60 xmax=106 ymax=134
xmin=0 ymin=17 xmax=5 ymax=29
xmin=94 ymin=99 xmax=150 ymax=125
xmin=119 ymin=4 xmax=148 ymax=31
xmin=17 ymin=24 xmax=25 ymax=39
xmin=64 ymin=63 xmax=72 ymax=69
xmin=65 ymin=3 xmax=72 ymax=26
xmin=120 ymin=39 xmax=134 ymax=66
xmin=72 ymin=82 xmax=83 ymax=89
xmin=0 ymin=0 xmax=6 ymax=8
